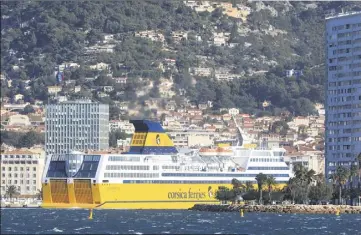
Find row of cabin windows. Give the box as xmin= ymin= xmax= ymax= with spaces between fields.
xmin=162 ymin=173 xmax=289 ymax=177
xmin=108 ymin=156 xmax=140 ymax=162
xmin=105 ymin=165 xmax=159 ymax=170
xmin=162 ymin=166 xmax=180 ymax=170
xmin=106 ymin=165 xmax=150 ymax=171
xmin=104 ymin=172 xmax=159 ymax=178
xmin=250 ymin=158 xmax=284 ymax=162
xmin=247 ymin=167 xmax=289 ymax=171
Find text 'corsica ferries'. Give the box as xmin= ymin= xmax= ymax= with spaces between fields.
xmin=41 ymin=120 xmax=292 ymax=209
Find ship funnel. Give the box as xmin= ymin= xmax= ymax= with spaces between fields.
xmin=128 ymin=120 xmax=178 ymax=155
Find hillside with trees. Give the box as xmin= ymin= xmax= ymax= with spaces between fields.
xmin=1 ymin=1 xmax=360 ymax=116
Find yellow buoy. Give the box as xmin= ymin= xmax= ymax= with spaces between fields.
xmin=335 ymin=208 xmax=340 ymax=216
xmin=88 ymin=209 xmax=93 ymax=220
xmin=240 ymin=209 xmax=244 ymax=217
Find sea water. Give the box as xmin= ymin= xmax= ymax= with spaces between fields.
xmin=1 ymin=208 xmax=360 ymax=234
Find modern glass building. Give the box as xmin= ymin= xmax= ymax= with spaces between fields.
xmin=45 ymin=100 xmax=109 ymax=155
xmin=325 ymin=11 xmax=361 ymax=179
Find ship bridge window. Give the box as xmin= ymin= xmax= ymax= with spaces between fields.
xmin=74 ymin=162 xmax=99 ymax=178
xmin=46 ymin=161 xmax=67 ymax=178
xmin=84 ymin=155 xmax=101 ymax=161
xmin=251 ymin=151 xmax=271 ymax=157
xmin=273 ymin=152 xmax=285 ymax=157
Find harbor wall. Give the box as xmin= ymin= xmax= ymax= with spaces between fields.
xmin=190 ymin=204 xmax=361 ymax=214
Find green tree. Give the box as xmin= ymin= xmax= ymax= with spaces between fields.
xmin=349 ymin=164 xmax=358 ymax=205
xmin=286 ymin=177 xmax=301 ymax=204
xmin=109 ymin=129 xmax=131 ymax=148
xmin=109 ymin=104 xmax=121 ymax=120
xmin=358 ymin=154 xmax=361 ymax=190
xmin=231 ymin=178 xmax=243 ymax=189
xmin=255 ymin=173 xmax=268 ymax=205
xmin=292 ymin=163 xmax=316 ymax=203
xmin=333 ymin=166 xmax=350 ymax=205
xmin=215 ymin=186 xmax=229 ymax=204
xmin=37 ymin=188 xmax=43 ymax=200
xmin=271 ymin=120 xmax=289 ymax=136
xmin=245 ymin=181 xmax=254 ymax=192
xmin=308 ymin=181 xmax=333 ymax=202
xmin=266 ymin=175 xmax=276 ymax=203
xmin=6 ymin=185 xmax=19 ymax=201
xmin=18 ymin=131 xmax=45 ymax=148
xmin=21 ymin=105 xmax=35 ymax=114
xmin=349 ymin=164 xmax=358 ymax=189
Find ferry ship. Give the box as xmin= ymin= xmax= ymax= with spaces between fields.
xmin=41 ymin=120 xmax=292 ymax=209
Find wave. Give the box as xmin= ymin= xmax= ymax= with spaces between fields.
xmin=52 ymin=227 xmax=63 ymax=232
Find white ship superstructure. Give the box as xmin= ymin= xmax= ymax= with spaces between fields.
xmin=42 ymin=119 xmax=292 ymax=209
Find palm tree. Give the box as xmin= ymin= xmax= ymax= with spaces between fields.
xmin=231 ymin=178 xmax=243 ymax=189
xmin=245 ymin=181 xmax=254 ymax=192
xmin=293 ymin=164 xmax=315 ymax=203
xmin=286 ymin=177 xmax=300 ymax=204
xmin=349 ymin=165 xmax=358 ymax=189
xmin=266 ymin=175 xmax=276 ymax=203
xmin=255 ymin=173 xmax=268 ymax=205
xmin=293 ymin=164 xmax=315 ymax=184
xmin=357 ymin=153 xmax=361 ymax=189
xmin=230 ymin=178 xmax=244 ymax=203
xmin=37 ymin=188 xmax=43 ymax=200
xmin=334 ymin=166 xmax=350 ymax=205
xmin=6 ymin=185 xmax=18 ymax=202
xmin=348 ymin=164 xmax=359 ymax=205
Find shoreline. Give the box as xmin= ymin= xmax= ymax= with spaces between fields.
xmin=190 ymin=204 xmax=361 ymax=214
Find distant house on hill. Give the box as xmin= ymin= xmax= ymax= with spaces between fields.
xmin=285 ymin=69 xmax=303 ymax=78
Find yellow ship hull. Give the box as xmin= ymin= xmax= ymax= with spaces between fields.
xmin=42 ymin=180 xmax=227 ymax=209
xmin=42 ymin=180 xmax=287 ymax=209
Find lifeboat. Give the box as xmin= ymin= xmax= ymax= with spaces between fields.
xmin=199 ymin=148 xmax=218 ymax=156
xmin=216 ymin=147 xmax=233 ymax=156
xmin=199 ymin=147 xmax=234 ymax=157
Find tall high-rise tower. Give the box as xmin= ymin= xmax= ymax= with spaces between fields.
xmin=45 ymin=99 xmax=109 ymax=155
xmin=325 ymin=11 xmax=361 ymax=179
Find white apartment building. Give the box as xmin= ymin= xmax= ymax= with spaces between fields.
xmin=168 ymin=131 xmax=218 ymax=147
xmin=109 ymin=120 xmax=135 ymax=134
xmin=45 ymin=100 xmax=109 ymax=155
xmin=0 ymin=149 xmax=45 ymax=197
xmin=325 ymin=12 xmax=361 ymax=178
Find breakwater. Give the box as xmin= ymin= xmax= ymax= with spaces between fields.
xmin=1 ymin=203 xmax=40 ymax=208
xmin=190 ymin=204 xmax=361 ymax=214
